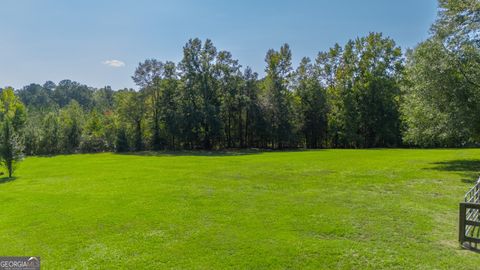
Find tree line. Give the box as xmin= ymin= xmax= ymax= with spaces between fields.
xmin=1 ymin=0 xmax=478 ymax=160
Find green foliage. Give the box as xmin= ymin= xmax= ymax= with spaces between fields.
xmin=59 ymin=100 xmax=84 ymax=152
xmin=0 ymin=120 xmax=24 ymax=177
xmin=53 ymin=80 xmax=94 ymax=108
xmin=242 ymin=67 xmax=267 ymax=147
xmin=10 ymin=33 xmax=407 ymax=152
xmin=264 ymin=44 xmax=297 ymax=148
xmin=134 ymin=59 xmax=165 ymax=150
xmin=11 ymin=1 xmax=480 ymax=152
xmin=0 ymin=87 xmax=26 ymax=130
xmin=160 ymin=62 xmax=182 ymax=149
xmin=23 ymin=112 xmax=42 ymax=155
xmin=80 ymin=111 xmax=109 ymax=152
xmin=217 ymin=50 xmax=242 ymax=148
xmin=0 ymin=88 xmax=25 ymax=176
xmin=115 ymin=89 xmax=144 ymax=151
xmin=294 ymin=57 xmax=328 ymax=148
xmin=402 ymin=0 xmax=480 ymax=147
xmin=18 ymin=83 xmax=55 ymax=108
xmin=317 ymin=33 xmax=403 ymax=147
xmin=93 ymin=86 xmax=115 ymax=112
xmin=179 ymin=38 xmax=223 ymax=149
xmin=115 ymin=125 xmax=129 ymax=152
xmin=39 ymin=112 xmax=61 ymax=154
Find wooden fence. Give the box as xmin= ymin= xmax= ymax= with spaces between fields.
xmin=459 ymin=178 xmax=480 ymax=248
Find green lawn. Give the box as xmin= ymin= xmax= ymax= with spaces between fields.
xmin=0 ymin=149 xmax=479 ymax=269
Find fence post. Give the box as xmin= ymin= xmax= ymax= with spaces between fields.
xmin=460 ymin=202 xmax=466 ymax=244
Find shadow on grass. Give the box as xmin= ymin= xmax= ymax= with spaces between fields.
xmin=114 ymin=148 xmax=319 ymax=157
xmin=115 ymin=149 xmax=265 ymax=157
xmin=461 ymin=242 xmax=480 ymax=253
xmin=428 ymin=159 xmax=480 ymax=183
xmin=0 ymin=176 xmax=16 ymax=184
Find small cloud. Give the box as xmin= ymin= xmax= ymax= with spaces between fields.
xmin=102 ymin=59 xmax=125 ymax=68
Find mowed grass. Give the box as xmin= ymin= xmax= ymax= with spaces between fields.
xmin=0 ymin=149 xmax=479 ymax=269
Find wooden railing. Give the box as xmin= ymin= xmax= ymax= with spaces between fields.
xmin=459 ymin=178 xmax=480 ymax=248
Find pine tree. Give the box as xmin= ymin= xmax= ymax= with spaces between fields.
xmin=0 ymin=120 xmax=24 ymax=178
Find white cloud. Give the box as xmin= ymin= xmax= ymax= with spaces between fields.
xmin=102 ymin=59 xmax=125 ymax=68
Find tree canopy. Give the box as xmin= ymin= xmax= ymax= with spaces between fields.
xmin=3 ymin=0 xmax=479 ymax=156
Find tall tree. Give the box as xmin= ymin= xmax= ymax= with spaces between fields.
xmin=80 ymin=110 xmax=108 ymax=152
xmin=318 ymin=33 xmax=403 ymax=147
xmin=53 ymin=80 xmax=94 ymax=108
xmin=217 ymin=50 xmax=242 ymax=147
xmin=0 ymin=120 xmax=24 ymax=178
xmin=354 ymin=33 xmax=403 ymax=147
xmin=264 ymin=44 xmax=296 ymax=148
xmin=179 ymin=38 xmax=222 ymax=149
xmin=17 ymin=83 xmax=54 ymax=108
xmin=23 ymin=110 xmax=42 ymax=155
xmin=93 ymin=86 xmax=115 ymax=112
xmin=316 ymin=44 xmax=343 ymax=147
xmin=159 ymin=61 xmax=181 ymax=149
xmin=40 ymin=112 xmax=61 ymax=154
xmin=402 ymin=0 xmax=480 ymax=146
xmin=115 ymin=89 xmax=145 ymax=151
xmin=0 ymin=88 xmax=26 ymax=177
xmin=242 ymin=67 xmax=266 ymax=147
xmin=59 ymin=100 xmax=83 ymax=153
xmin=294 ymin=57 xmax=328 ymax=148
xmin=133 ymin=59 xmax=165 ymax=150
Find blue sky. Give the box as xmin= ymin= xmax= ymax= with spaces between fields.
xmin=0 ymin=0 xmax=438 ymax=90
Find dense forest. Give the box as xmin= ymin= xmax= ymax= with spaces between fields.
xmin=1 ymin=0 xmax=479 ymax=156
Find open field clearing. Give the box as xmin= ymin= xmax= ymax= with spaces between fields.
xmin=0 ymin=149 xmax=479 ymax=269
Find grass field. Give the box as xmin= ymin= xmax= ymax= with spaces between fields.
xmin=0 ymin=149 xmax=479 ymax=269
